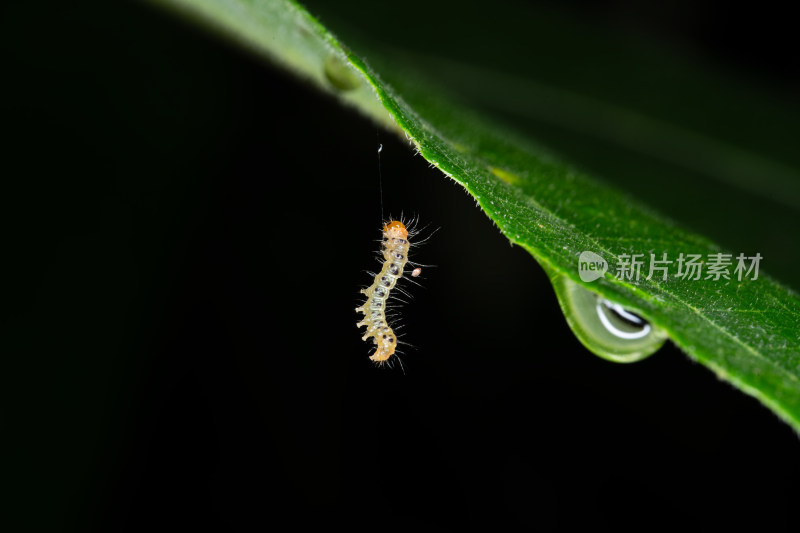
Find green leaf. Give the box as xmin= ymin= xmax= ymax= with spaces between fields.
xmin=153 ymin=0 xmax=800 ymax=431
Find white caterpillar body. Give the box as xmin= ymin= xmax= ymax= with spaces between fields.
xmin=356 ymin=220 xmax=411 ymax=363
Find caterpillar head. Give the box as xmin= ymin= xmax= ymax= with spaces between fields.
xmin=383 ymin=220 xmax=408 ymax=239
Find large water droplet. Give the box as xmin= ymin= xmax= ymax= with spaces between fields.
xmin=547 ymin=269 xmax=666 ymax=363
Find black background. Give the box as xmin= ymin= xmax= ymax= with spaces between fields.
xmin=3 ymin=1 xmax=800 ymax=531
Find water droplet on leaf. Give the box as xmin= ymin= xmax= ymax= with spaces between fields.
xmin=547 ymin=267 xmax=666 ymax=362
xmin=323 ymin=54 xmax=361 ymax=91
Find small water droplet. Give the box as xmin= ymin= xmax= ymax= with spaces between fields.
xmin=546 ymin=267 xmax=666 ymax=362
xmin=323 ymin=53 xmax=361 ymax=91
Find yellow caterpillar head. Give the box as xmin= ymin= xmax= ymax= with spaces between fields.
xmin=383 ymin=220 xmax=408 ymax=239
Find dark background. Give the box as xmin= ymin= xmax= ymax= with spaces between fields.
xmin=3 ymin=0 xmax=799 ymax=531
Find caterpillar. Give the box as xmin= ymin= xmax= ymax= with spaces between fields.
xmin=355 ymin=220 xmax=411 ymax=363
